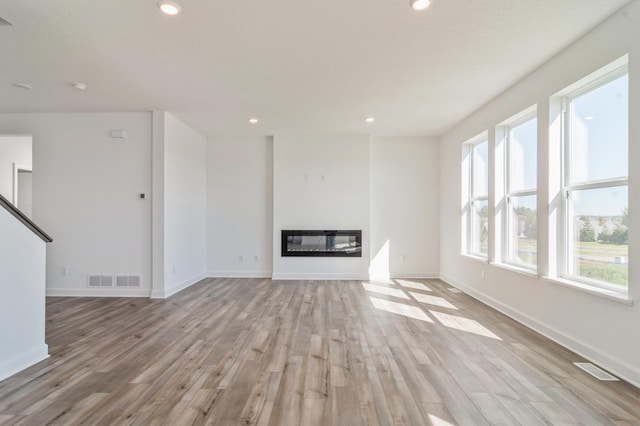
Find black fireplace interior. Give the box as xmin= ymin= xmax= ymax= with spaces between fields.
xmin=281 ymin=230 xmax=362 ymax=257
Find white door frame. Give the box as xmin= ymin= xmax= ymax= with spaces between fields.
xmin=13 ymin=163 xmax=32 ymax=207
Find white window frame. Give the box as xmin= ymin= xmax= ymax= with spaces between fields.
xmin=503 ymin=111 xmax=538 ymax=271
xmin=465 ymin=134 xmax=489 ymax=259
xmin=560 ymin=65 xmax=628 ymax=292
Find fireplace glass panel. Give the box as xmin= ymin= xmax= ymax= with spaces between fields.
xmin=281 ymin=230 xmax=362 ymax=257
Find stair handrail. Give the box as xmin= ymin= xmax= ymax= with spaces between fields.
xmin=0 ymin=193 xmax=52 ymax=243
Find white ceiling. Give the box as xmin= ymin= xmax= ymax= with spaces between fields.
xmin=0 ymin=0 xmax=631 ymax=138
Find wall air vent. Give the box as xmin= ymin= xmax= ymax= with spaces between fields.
xmin=88 ymin=275 xmax=114 ymax=288
xmin=573 ymin=362 xmax=619 ymax=381
xmin=116 ymin=275 xmax=141 ymax=288
xmin=0 ymin=17 xmax=11 ymax=26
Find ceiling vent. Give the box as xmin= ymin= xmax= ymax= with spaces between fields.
xmin=0 ymin=17 xmax=11 ymax=26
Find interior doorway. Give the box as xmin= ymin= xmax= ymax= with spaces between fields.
xmin=15 ymin=166 xmax=33 ymax=218
xmin=0 ymin=135 xmax=33 ymax=217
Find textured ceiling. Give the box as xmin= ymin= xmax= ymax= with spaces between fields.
xmin=0 ymin=0 xmax=631 ymax=137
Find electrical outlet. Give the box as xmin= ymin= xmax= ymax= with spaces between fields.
xmin=254 ymin=255 xmax=258 ymax=262
xmin=61 ymin=266 xmax=68 ymax=276
xmin=481 ymin=269 xmax=485 ymax=280
xmin=239 ymin=255 xmax=244 ymax=262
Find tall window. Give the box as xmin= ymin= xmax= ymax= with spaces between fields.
xmin=505 ymin=114 xmax=537 ymax=269
xmin=563 ymin=68 xmax=628 ymax=290
xmin=467 ymin=137 xmax=489 ymax=257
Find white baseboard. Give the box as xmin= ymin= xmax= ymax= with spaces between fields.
xmin=207 ymin=271 xmax=272 ymax=278
xmin=439 ymin=273 xmax=640 ymax=389
xmin=272 ymin=272 xmax=369 ymax=280
xmin=0 ymin=344 xmax=49 ymax=382
xmin=390 ymin=272 xmax=439 ymax=279
xmin=151 ymin=273 xmax=207 ymax=299
xmin=46 ymin=288 xmax=151 ymax=298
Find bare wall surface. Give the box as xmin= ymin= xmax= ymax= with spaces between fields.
xmin=206 ymin=136 xmax=273 ymax=277
xmin=370 ymin=136 xmax=440 ymax=279
xmin=439 ymin=2 xmax=640 ymax=386
xmin=0 ymin=113 xmax=152 ymax=296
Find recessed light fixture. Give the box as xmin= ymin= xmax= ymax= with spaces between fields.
xmin=158 ymin=1 xmax=182 ymax=15
xmin=365 ymin=117 xmax=375 ymax=123
xmin=13 ymin=83 xmax=32 ymax=90
xmin=584 ymin=116 xmax=594 ymax=121
xmin=410 ymin=0 xmax=431 ymax=11
xmin=71 ymin=82 xmax=87 ymax=91
xmin=249 ymin=118 xmax=259 ymax=124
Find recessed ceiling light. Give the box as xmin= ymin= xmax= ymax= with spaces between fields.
xmin=71 ymin=82 xmax=87 ymax=90
xmin=410 ymin=0 xmax=431 ymax=11
xmin=249 ymin=118 xmax=259 ymax=124
xmin=365 ymin=117 xmax=375 ymax=123
xmin=158 ymin=1 xmax=182 ymax=15
xmin=584 ymin=116 xmax=594 ymax=121
xmin=13 ymin=83 xmax=32 ymax=90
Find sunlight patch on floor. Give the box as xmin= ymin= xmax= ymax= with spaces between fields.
xmin=369 ymin=296 xmax=433 ymax=323
xmin=395 ymin=279 xmax=432 ymax=292
xmin=409 ymin=292 xmax=458 ymax=310
xmin=362 ymin=283 xmax=410 ymax=300
xmin=429 ymin=310 xmax=501 ymax=340
xmin=428 ymin=414 xmax=457 ymax=426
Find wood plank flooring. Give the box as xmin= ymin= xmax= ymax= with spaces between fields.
xmin=1 ymin=277 xmax=639 ymax=425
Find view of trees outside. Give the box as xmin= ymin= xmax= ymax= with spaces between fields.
xmin=573 ymin=207 xmax=628 ymax=286
xmin=511 ymin=205 xmax=537 ymax=266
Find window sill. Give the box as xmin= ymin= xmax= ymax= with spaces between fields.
xmin=542 ymin=276 xmax=633 ymax=306
xmin=493 ymin=262 xmax=539 ymax=278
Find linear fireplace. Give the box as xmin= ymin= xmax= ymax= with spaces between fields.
xmin=281 ymin=230 xmax=362 ymax=257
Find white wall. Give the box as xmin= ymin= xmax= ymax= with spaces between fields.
xmin=0 ymin=113 xmax=152 ymax=297
xmin=272 ymin=135 xmax=370 ymax=279
xmin=161 ymin=113 xmax=207 ymax=297
xmin=439 ymin=2 xmax=640 ymax=386
xmin=0 ymin=135 xmax=32 ymax=204
xmin=370 ymin=137 xmax=440 ymax=279
xmin=207 ymin=136 xmax=273 ymax=277
xmin=0 ymin=205 xmax=48 ymax=381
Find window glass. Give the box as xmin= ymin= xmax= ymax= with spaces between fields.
xmin=509 ymin=117 xmax=537 ymax=192
xmin=567 ymin=186 xmax=628 ymax=287
xmin=507 ymin=194 xmax=537 ymax=267
xmin=569 ymin=75 xmax=628 ymax=183
xmin=472 ymin=140 xmax=489 ymax=197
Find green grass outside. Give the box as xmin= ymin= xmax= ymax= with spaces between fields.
xmin=513 ymin=238 xmax=628 ymax=287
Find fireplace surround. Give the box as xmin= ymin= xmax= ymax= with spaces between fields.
xmin=281 ymin=230 xmax=362 ymax=257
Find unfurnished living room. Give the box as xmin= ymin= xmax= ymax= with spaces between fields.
xmin=1 ymin=0 xmax=640 ymax=424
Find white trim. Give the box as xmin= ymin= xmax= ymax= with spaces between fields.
xmin=151 ymin=273 xmax=207 ymax=299
xmin=272 ymin=272 xmax=368 ymax=280
xmin=439 ymin=273 xmax=640 ymax=389
xmin=46 ymin=288 xmax=151 ymax=298
xmin=542 ymin=276 xmax=632 ymax=305
xmin=12 ymin=163 xmax=32 ymax=206
xmin=207 ymin=270 xmax=272 ymax=278
xmin=0 ymin=344 xmax=49 ymax=382
xmin=388 ymin=272 xmax=439 ymax=279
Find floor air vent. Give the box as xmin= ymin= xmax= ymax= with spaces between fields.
xmin=447 ymin=287 xmax=462 ymax=293
xmin=573 ymin=362 xmax=619 ymax=381
xmin=116 ymin=275 xmax=141 ymax=288
xmin=88 ymin=275 xmax=114 ymax=287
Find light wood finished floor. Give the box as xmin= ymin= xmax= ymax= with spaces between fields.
xmin=1 ymin=278 xmax=639 ymax=425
